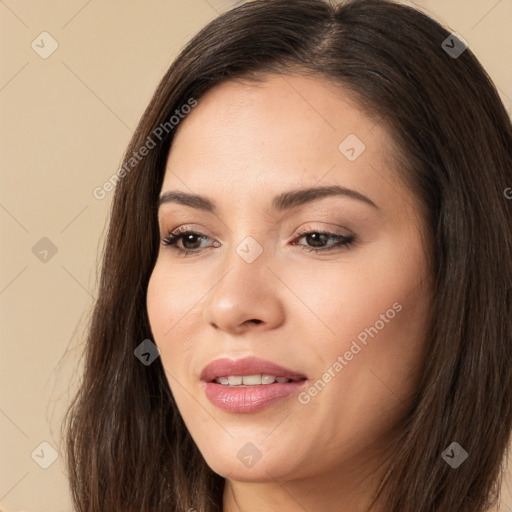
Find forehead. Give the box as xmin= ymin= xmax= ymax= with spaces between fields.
xmin=168 ymin=73 xmax=388 ymax=156
xmin=162 ymin=73 xmax=406 ymax=215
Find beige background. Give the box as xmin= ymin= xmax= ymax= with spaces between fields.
xmin=0 ymin=1 xmax=511 ymax=511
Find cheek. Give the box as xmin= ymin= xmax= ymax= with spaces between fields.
xmin=146 ymin=263 xmax=194 ymax=362
xmin=146 ymin=259 xmax=205 ymax=339
xmin=147 ymin=266 xmax=173 ymax=341
xmin=288 ymin=231 xmax=430 ymax=343
xmin=289 ymin=234 xmax=431 ymax=404
xmin=146 ymin=257 xmax=222 ymax=391
xmin=290 ymin=268 xmax=430 ymax=458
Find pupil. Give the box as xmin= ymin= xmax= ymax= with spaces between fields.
xmin=184 ymin=234 xmax=200 ymax=249
xmin=307 ymin=233 xmax=326 ymax=247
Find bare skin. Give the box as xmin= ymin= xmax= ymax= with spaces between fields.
xmin=147 ymin=72 xmax=436 ymax=512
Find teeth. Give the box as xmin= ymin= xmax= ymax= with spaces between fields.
xmin=243 ymin=374 xmax=262 ymax=385
xmin=214 ymin=374 xmax=292 ymax=386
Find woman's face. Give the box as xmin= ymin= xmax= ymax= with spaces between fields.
xmin=147 ymin=73 xmax=433 ymax=494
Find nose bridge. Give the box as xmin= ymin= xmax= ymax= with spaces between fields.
xmin=219 ymin=207 xmax=271 ymax=275
xmin=234 ymin=233 xmax=266 ymax=266
xmin=216 ymin=232 xmax=269 ymax=295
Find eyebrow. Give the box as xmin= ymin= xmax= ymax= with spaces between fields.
xmin=157 ymin=185 xmax=379 ymax=213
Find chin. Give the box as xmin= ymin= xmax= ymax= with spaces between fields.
xmin=200 ymin=444 xmax=298 ymax=482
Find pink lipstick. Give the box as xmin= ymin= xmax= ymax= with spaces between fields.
xmin=200 ymin=356 xmax=308 ymax=413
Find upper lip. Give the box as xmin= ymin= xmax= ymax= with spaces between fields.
xmin=200 ymin=356 xmax=307 ymax=382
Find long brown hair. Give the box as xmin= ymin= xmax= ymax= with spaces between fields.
xmin=62 ymin=0 xmax=512 ymax=510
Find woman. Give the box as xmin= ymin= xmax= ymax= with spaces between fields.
xmin=63 ymin=0 xmax=512 ymax=511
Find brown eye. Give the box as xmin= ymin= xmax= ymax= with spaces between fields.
xmin=292 ymin=230 xmax=356 ymax=253
xmin=161 ymin=229 xmax=216 ymax=256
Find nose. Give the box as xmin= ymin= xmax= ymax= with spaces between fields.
xmin=202 ymin=241 xmax=285 ymax=335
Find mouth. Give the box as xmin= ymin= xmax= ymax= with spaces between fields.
xmin=212 ymin=374 xmax=303 ymax=386
xmin=200 ymin=355 xmax=307 ymax=383
xmin=200 ymin=356 xmax=308 ymax=413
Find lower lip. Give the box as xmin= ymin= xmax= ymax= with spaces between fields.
xmin=204 ymin=380 xmax=307 ymax=413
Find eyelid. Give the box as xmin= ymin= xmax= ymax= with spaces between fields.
xmin=293 ymin=221 xmax=353 ymax=236
xmin=161 ymin=222 xmax=352 ymax=242
xmin=163 ymin=223 xmax=219 ymax=239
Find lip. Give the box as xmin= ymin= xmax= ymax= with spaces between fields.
xmin=201 ymin=356 xmax=308 ymax=414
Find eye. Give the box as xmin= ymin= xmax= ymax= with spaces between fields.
xmin=161 ymin=227 xmax=219 ymax=257
xmin=292 ymin=230 xmax=356 ymax=253
xmin=160 ymin=227 xmax=356 ymax=257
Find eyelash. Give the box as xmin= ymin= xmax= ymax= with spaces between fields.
xmin=160 ymin=226 xmax=356 ymax=257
